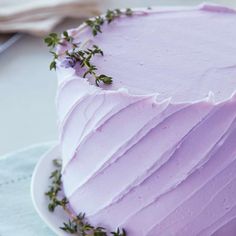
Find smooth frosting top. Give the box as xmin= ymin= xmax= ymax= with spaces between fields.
xmin=63 ymin=4 xmax=236 ymax=103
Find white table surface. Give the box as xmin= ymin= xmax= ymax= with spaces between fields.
xmin=0 ymin=0 xmax=235 ymax=156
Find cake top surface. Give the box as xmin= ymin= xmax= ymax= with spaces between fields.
xmin=60 ymin=4 xmax=236 ymax=103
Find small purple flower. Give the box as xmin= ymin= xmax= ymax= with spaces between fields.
xmin=60 ymin=56 xmax=77 ymax=68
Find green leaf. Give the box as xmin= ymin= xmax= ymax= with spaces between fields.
xmin=125 ymin=8 xmax=133 ymax=16
xmin=48 ymin=203 xmax=56 ymax=212
xmin=63 ymin=31 xmax=69 ymax=38
xmin=53 ymin=159 xmax=62 ymax=168
xmin=44 ymin=37 xmax=52 ymax=46
xmin=111 ymin=228 xmax=126 ymax=236
xmin=98 ymin=74 xmax=113 ymax=85
xmin=50 ymin=61 xmax=57 ymax=70
xmin=60 ymin=220 xmax=78 ymax=233
xmin=44 ymin=32 xmax=60 ymax=49
xmin=49 ymin=33 xmax=58 ymax=38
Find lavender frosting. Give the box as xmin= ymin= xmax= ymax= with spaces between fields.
xmin=56 ymin=4 xmax=236 ymax=235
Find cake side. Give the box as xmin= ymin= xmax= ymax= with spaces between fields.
xmin=59 ymin=75 xmax=236 ymax=235
xmin=56 ymin=4 xmax=236 ymax=235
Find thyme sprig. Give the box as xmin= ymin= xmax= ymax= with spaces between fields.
xmin=86 ymin=8 xmax=133 ymax=36
xmin=44 ymin=33 xmax=60 ymax=48
xmin=44 ymin=31 xmax=73 ymax=70
xmin=85 ymin=16 xmax=104 ymax=36
xmin=45 ymin=29 xmax=113 ymax=86
xmin=65 ymin=45 xmax=112 ymax=86
xmin=45 ymin=159 xmax=126 ymax=236
xmin=45 ymin=159 xmax=68 ymax=212
xmin=45 ymin=8 xmax=134 ymax=86
xmin=44 ymin=32 xmax=112 ymax=86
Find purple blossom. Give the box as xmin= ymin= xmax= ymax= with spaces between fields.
xmin=60 ymin=56 xmax=77 ymax=68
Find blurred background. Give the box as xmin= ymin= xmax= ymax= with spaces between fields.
xmin=0 ymin=0 xmax=235 ymax=156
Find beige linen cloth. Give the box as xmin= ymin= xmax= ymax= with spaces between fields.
xmin=0 ymin=0 xmax=101 ymax=36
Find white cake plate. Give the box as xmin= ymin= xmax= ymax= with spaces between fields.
xmin=31 ymin=145 xmax=70 ymax=236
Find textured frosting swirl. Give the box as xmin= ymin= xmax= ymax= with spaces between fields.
xmin=57 ymin=4 xmax=236 ymax=235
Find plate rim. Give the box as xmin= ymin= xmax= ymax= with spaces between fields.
xmin=31 ymin=144 xmax=69 ymax=236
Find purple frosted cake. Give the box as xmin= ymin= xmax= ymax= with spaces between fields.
xmin=55 ymin=4 xmax=236 ymax=235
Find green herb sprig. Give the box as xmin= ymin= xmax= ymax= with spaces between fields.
xmin=86 ymin=8 xmax=133 ymax=36
xmin=45 ymin=30 xmax=113 ymax=86
xmin=65 ymin=45 xmax=112 ymax=86
xmin=44 ymin=33 xmax=60 ymax=48
xmin=44 ymin=8 xmax=134 ymax=86
xmin=45 ymin=159 xmax=126 ymax=236
xmin=44 ymin=31 xmax=72 ymax=70
xmin=85 ymin=16 xmax=105 ymax=36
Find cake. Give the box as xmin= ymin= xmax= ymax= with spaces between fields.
xmin=55 ymin=4 xmax=236 ymax=235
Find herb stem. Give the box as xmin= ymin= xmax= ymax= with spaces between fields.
xmin=46 ymin=159 xmax=127 ymax=235
xmin=45 ymin=8 xmax=134 ymax=86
